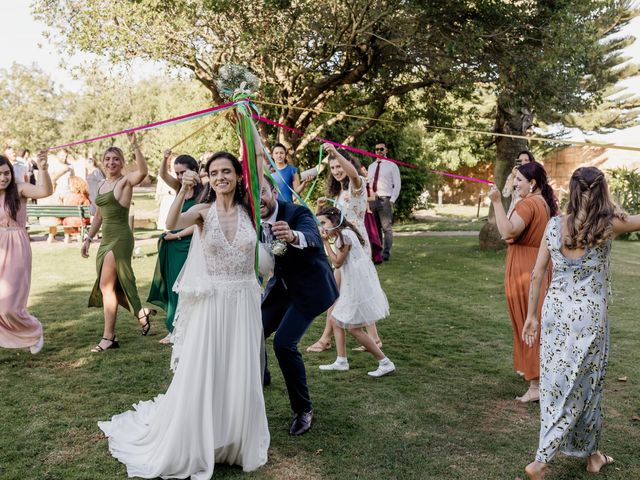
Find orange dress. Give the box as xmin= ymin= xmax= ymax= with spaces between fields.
xmin=504 ymin=195 xmax=550 ymax=381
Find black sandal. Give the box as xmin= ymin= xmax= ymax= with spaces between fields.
xmin=91 ymin=336 xmax=119 ymax=353
xmin=138 ymin=309 xmax=156 ymax=336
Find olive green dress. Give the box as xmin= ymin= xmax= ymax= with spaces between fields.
xmin=88 ymin=190 xmax=142 ymax=314
xmin=147 ymin=197 xmax=196 ymax=332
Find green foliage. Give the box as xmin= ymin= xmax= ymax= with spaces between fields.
xmin=607 ymin=168 xmax=640 ymax=240
xmin=3 ymin=237 xmax=640 ymax=478
xmin=1 ymin=63 xmax=239 ymax=170
xmin=608 ymin=167 xmax=640 ymax=213
xmin=0 ymin=63 xmax=65 ymax=149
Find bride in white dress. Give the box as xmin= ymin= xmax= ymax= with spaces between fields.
xmin=98 ymin=151 xmax=270 ymax=479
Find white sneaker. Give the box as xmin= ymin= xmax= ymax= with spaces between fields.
xmin=319 ymin=361 xmax=349 ymax=371
xmin=30 ymin=335 xmax=44 ymax=354
xmin=367 ymin=361 xmax=395 ymax=377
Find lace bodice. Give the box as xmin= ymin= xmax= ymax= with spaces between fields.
xmin=201 ymin=203 xmax=257 ymax=282
xmin=337 ymin=176 xmax=367 ymax=227
xmin=337 ymin=176 xmax=370 ymax=254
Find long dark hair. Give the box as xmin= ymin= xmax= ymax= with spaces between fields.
xmin=327 ymin=149 xmax=362 ymax=197
xmin=0 ymin=155 xmax=20 ymax=221
xmin=564 ymin=167 xmax=627 ymax=249
xmin=517 ymin=150 xmax=536 ymax=163
xmin=517 ymin=161 xmax=558 ymax=217
xmin=198 ymin=151 xmax=253 ymax=221
xmin=317 ymin=206 xmax=365 ymax=247
xmin=174 ymin=154 xmax=203 ymax=199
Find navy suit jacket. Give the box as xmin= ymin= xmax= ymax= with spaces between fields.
xmin=262 ymin=201 xmax=339 ymax=318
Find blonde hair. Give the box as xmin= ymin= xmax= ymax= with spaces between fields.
xmin=564 ymin=167 xmax=627 ymax=250
xmin=102 ymin=146 xmax=125 ymax=164
xmin=69 ymin=176 xmax=89 ymax=196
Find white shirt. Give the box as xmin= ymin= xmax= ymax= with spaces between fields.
xmin=367 ymin=159 xmax=401 ymax=203
xmin=262 ymin=201 xmax=307 ymax=249
xmin=13 ymin=158 xmax=29 ymax=184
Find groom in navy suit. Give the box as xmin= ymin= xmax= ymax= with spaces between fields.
xmin=260 ymin=178 xmax=339 ymax=436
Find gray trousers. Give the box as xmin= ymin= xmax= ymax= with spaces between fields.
xmin=369 ymin=196 xmax=394 ymax=259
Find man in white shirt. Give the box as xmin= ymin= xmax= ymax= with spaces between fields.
xmin=367 ymin=141 xmax=401 ymax=261
xmin=14 ymin=149 xmax=31 ymax=184
xmin=4 ymin=146 xmax=28 ymax=184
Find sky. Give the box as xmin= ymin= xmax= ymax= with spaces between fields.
xmin=0 ymin=1 xmax=160 ymax=90
xmin=1 ymin=1 xmax=639 ymax=141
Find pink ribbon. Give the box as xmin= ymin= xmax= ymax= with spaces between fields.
xmin=253 ymin=114 xmax=493 ymax=185
xmin=49 ymin=102 xmax=236 ymax=151
xmin=44 ymin=98 xmax=493 ymax=186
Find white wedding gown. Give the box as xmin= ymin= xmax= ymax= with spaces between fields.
xmin=98 ymin=205 xmax=270 ymax=479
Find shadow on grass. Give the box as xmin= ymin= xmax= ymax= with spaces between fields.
xmin=1 ymin=237 xmax=639 ymax=479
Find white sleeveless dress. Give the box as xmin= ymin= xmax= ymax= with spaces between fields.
xmin=331 ymin=229 xmax=389 ymax=328
xmin=98 ymin=204 xmax=269 ymax=479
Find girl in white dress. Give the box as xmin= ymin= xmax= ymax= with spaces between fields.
xmin=316 ymin=206 xmax=395 ymax=377
xmin=306 ymin=143 xmax=382 ymax=353
xmin=98 ymin=151 xmax=269 ymax=479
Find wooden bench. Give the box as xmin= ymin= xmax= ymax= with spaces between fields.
xmin=26 ymin=205 xmax=92 ymax=239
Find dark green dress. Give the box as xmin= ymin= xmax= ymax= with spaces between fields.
xmin=88 ymin=190 xmax=142 ymax=314
xmin=147 ymin=197 xmax=196 ymax=332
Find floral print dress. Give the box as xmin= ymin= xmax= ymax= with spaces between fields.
xmin=536 ymin=216 xmax=611 ymax=463
xmin=337 ymin=175 xmax=371 ymax=256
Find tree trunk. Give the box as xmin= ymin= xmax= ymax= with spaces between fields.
xmin=479 ymin=94 xmax=533 ymax=250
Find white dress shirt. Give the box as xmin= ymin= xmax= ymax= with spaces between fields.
xmin=13 ymin=158 xmax=29 ymax=184
xmin=367 ymin=159 xmax=401 ymax=203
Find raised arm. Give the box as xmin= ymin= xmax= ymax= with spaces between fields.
xmin=502 ymin=170 xmax=516 ymax=198
xmin=522 ymin=239 xmax=551 ymax=347
xmin=321 ymin=231 xmax=351 ymax=269
xmin=159 ymin=149 xmax=181 ymax=192
xmin=123 ymin=132 xmax=148 ymax=187
xmin=292 ymin=171 xmax=307 ymax=194
xmin=166 ymin=170 xmax=205 ymax=230
xmin=613 ymin=214 xmax=640 ymax=236
xmin=323 ymin=143 xmax=362 ymax=190
xmin=488 ymin=185 xmax=526 ymax=240
xmin=18 ymin=151 xmax=53 ymax=200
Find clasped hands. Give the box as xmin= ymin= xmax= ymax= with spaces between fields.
xmin=181 ymin=170 xmax=200 ymax=192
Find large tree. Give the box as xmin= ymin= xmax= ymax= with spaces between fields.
xmin=476 ymin=1 xmax=639 ymax=248
xmin=0 ymin=63 xmax=64 ymax=149
xmin=32 ymin=0 xmax=501 ymax=155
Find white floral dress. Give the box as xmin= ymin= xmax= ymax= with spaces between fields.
xmin=536 ymin=216 xmax=611 ymax=463
xmin=337 ymin=175 xmax=371 ymax=256
xmin=331 ymin=229 xmax=389 ymax=328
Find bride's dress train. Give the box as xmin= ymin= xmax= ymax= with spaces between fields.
xmin=98 ymin=205 xmax=269 ymax=479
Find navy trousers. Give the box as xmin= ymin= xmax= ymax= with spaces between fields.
xmin=262 ymin=281 xmax=315 ymax=414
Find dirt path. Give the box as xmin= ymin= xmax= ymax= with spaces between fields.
xmin=394 ymin=230 xmax=479 ymax=237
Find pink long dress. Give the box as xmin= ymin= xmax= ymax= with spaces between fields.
xmin=0 ymin=198 xmax=43 ymax=349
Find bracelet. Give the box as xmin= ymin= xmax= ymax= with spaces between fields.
xmin=85 ymin=235 xmax=93 ymax=242
xmin=177 ymin=234 xmax=182 ymax=240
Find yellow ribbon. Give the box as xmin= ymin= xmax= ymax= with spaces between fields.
xmin=252 ymin=100 xmax=403 ymax=125
xmin=170 ymin=115 xmax=222 ymax=150
xmin=255 ymin=99 xmax=640 ymax=153
xmin=422 ymin=125 xmax=640 ymax=153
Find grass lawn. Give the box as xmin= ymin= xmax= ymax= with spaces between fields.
xmin=396 ymin=204 xmax=488 ymax=233
xmin=1 ymin=236 xmax=639 ymax=479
